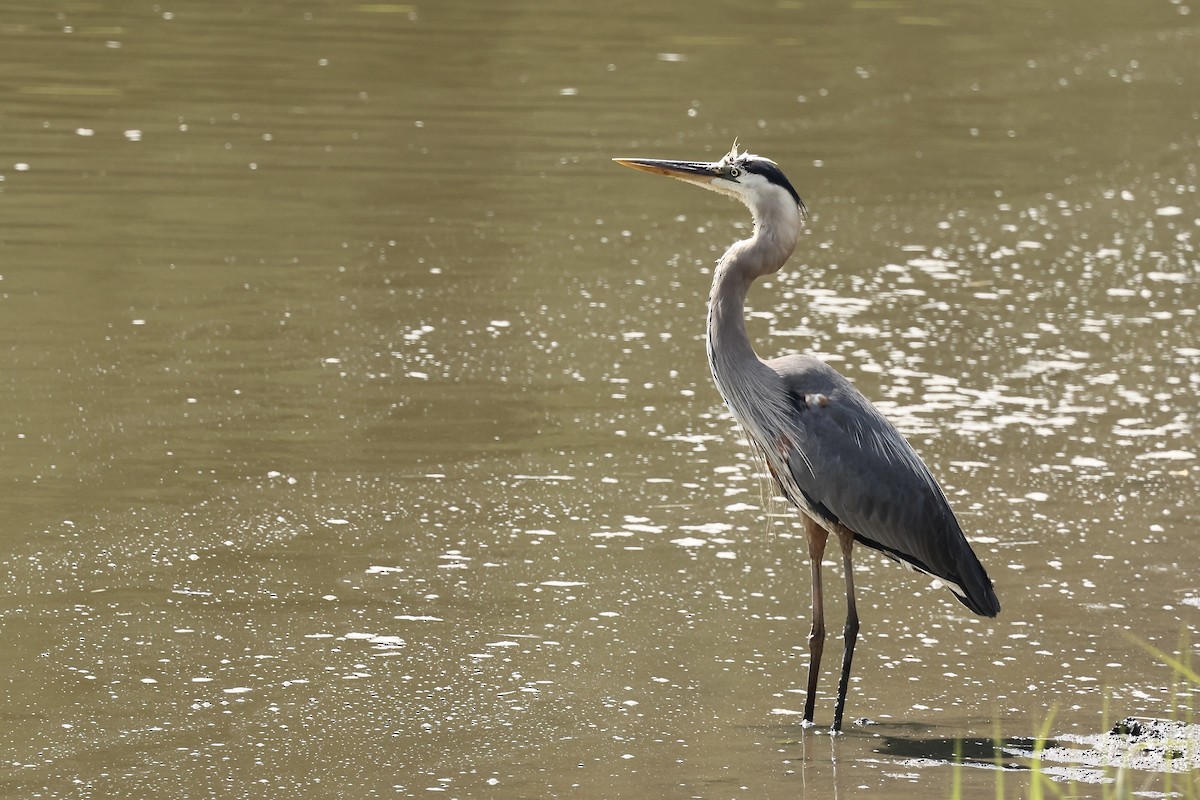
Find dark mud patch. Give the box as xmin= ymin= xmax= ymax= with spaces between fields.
xmin=1007 ymin=717 xmax=1200 ymax=785
xmin=867 ymin=717 xmax=1199 ymax=787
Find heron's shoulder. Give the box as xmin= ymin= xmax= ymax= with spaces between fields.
xmin=765 ymin=355 xmax=886 ymax=428
xmin=764 ymin=354 xmax=855 ymax=393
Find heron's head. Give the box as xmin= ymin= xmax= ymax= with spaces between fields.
xmin=613 ymin=142 xmax=807 ymax=224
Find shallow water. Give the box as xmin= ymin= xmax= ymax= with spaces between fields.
xmin=1 ymin=0 xmax=1197 ymax=797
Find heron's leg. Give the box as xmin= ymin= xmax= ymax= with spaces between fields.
xmin=831 ymin=527 xmax=860 ymax=732
xmin=802 ymin=516 xmax=828 ymax=724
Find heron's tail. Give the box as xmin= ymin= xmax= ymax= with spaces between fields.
xmin=948 ymin=549 xmax=1001 ymax=617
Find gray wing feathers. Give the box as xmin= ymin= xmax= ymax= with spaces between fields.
xmin=769 ymin=356 xmax=1000 ymax=617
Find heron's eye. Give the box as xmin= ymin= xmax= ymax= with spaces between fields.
xmin=729 ymin=167 xmax=741 ymax=178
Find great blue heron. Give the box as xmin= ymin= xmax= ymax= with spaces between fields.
xmin=614 ymin=143 xmax=1000 ymax=732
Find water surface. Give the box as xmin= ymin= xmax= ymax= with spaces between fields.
xmin=1 ymin=0 xmax=1197 ymax=797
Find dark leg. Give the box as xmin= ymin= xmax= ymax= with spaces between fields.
xmin=802 ymin=516 xmax=828 ymax=725
xmin=831 ymin=527 xmax=859 ymax=732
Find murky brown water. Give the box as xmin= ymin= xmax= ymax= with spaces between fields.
xmin=2 ymin=0 xmax=1197 ymax=797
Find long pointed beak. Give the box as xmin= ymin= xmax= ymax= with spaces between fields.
xmin=612 ymin=157 xmax=721 ymax=186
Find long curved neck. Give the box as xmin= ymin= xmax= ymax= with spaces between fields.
xmin=706 ymin=211 xmax=801 ymax=380
xmin=707 ymin=254 xmax=759 ymax=386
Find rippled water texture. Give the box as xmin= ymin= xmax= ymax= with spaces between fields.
xmin=1 ymin=0 xmax=1197 ymax=797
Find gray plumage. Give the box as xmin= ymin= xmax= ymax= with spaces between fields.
xmin=615 ymin=143 xmax=999 ymax=731
xmin=769 ymin=354 xmax=999 ymax=617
